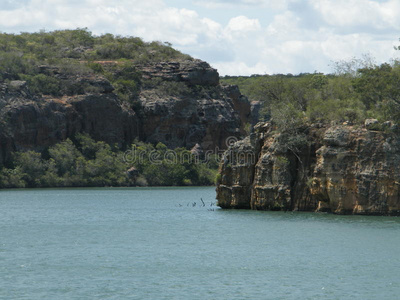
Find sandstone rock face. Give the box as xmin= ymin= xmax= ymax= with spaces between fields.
xmin=217 ymin=135 xmax=259 ymax=209
xmin=137 ymin=61 xmax=250 ymax=151
xmin=216 ymin=122 xmax=400 ymax=215
xmin=0 ymin=59 xmax=249 ymax=164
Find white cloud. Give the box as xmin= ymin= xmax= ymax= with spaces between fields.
xmin=226 ymin=15 xmax=261 ymax=37
xmin=194 ymin=0 xmax=290 ymax=9
xmin=227 ymin=16 xmax=260 ymax=31
xmin=310 ymin=0 xmax=400 ymax=30
xmin=213 ymin=61 xmax=270 ymax=75
xmin=266 ymin=11 xmax=300 ymax=37
xmin=211 ymin=1 xmax=400 ymax=76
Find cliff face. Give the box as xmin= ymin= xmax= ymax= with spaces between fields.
xmin=138 ymin=60 xmax=248 ymax=150
xmin=0 ymin=78 xmax=139 ymax=164
xmin=0 ymin=59 xmax=250 ymax=164
xmin=216 ymin=121 xmax=400 ymax=215
xmin=139 ymin=60 xmax=220 ymax=86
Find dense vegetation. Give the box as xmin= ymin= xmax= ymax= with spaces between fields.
xmin=221 ymin=57 xmax=400 ymax=126
xmin=0 ymin=28 xmax=190 ymax=72
xmin=0 ymin=134 xmax=218 ymax=188
xmin=0 ymin=28 xmax=191 ymax=105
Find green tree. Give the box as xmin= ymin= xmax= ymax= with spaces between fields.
xmin=23 ymin=74 xmax=61 ymax=96
xmin=48 ymin=139 xmax=82 ymax=176
xmin=0 ymin=167 xmax=26 ymax=188
xmin=353 ymin=63 xmax=400 ymax=108
xmin=13 ymin=151 xmax=46 ymax=187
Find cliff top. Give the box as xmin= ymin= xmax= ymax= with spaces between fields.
xmin=0 ymin=29 xmax=192 ymax=82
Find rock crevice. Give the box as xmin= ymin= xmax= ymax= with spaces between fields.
xmin=216 ymin=122 xmax=400 ymax=215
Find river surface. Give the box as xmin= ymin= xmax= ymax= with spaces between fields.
xmin=1 ymin=187 xmax=399 ymax=299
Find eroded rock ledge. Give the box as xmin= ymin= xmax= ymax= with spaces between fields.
xmin=216 ymin=121 xmax=400 ymax=215
xmin=0 ymin=59 xmax=250 ymax=165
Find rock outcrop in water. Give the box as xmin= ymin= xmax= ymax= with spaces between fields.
xmin=0 ymin=59 xmax=250 ymax=165
xmin=216 ymin=121 xmax=400 ymax=215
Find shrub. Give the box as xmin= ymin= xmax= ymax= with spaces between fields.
xmin=87 ymin=62 xmax=104 ymax=74
xmin=13 ymin=151 xmax=47 ymax=187
xmin=23 ymin=74 xmax=61 ymax=96
xmin=307 ymin=97 xmax=366 ymax=124
xmin=0 ymin=167 xmax=26 ymax=188
xmin=48 ymin=139 xmax=82 ymax=176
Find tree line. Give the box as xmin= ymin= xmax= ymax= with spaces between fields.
xmin=221 ymin=55 xmax=400 ymax=126
xmin=0 ymin=134 xmax=218 ymax=188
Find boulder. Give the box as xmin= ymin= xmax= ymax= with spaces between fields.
xmin=365 ymin=118 xmax=380 ymax=130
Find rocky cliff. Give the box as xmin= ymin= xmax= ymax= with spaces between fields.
xmin=0 ymin=76 xmax=139 ymax=165
xmin=216 ymin=121 xmax=400 ymax=215
xmin=0 ymin=59 xmax=250 ymax=165
xmin=138 ymin=60 xmax=248 ymax=150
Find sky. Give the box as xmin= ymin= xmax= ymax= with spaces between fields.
xmin=1 ymin=0 xmax=400 ymax=76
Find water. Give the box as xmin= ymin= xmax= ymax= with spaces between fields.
xmin=0 ymin=187 xmax=399 ymax=300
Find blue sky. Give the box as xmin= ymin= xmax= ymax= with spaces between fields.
xmin=1 ymin=0 xmax=399 ymax=75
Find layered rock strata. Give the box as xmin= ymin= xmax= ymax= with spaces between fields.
xmin=216 ymin=121 xmax=400 ymax=215
xmin=137 ymin=60 xmax=249 ymax=150
xmin=0 ymin=59 xmax=250 ymax=165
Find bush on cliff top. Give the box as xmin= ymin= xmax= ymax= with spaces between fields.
xmin=0 ymin=28 xmax=192 ymax=98
xmin=221 ymin=59 xmax=400 ymax=125
xmin=0 ymin=28 xmax=190 ymax=65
